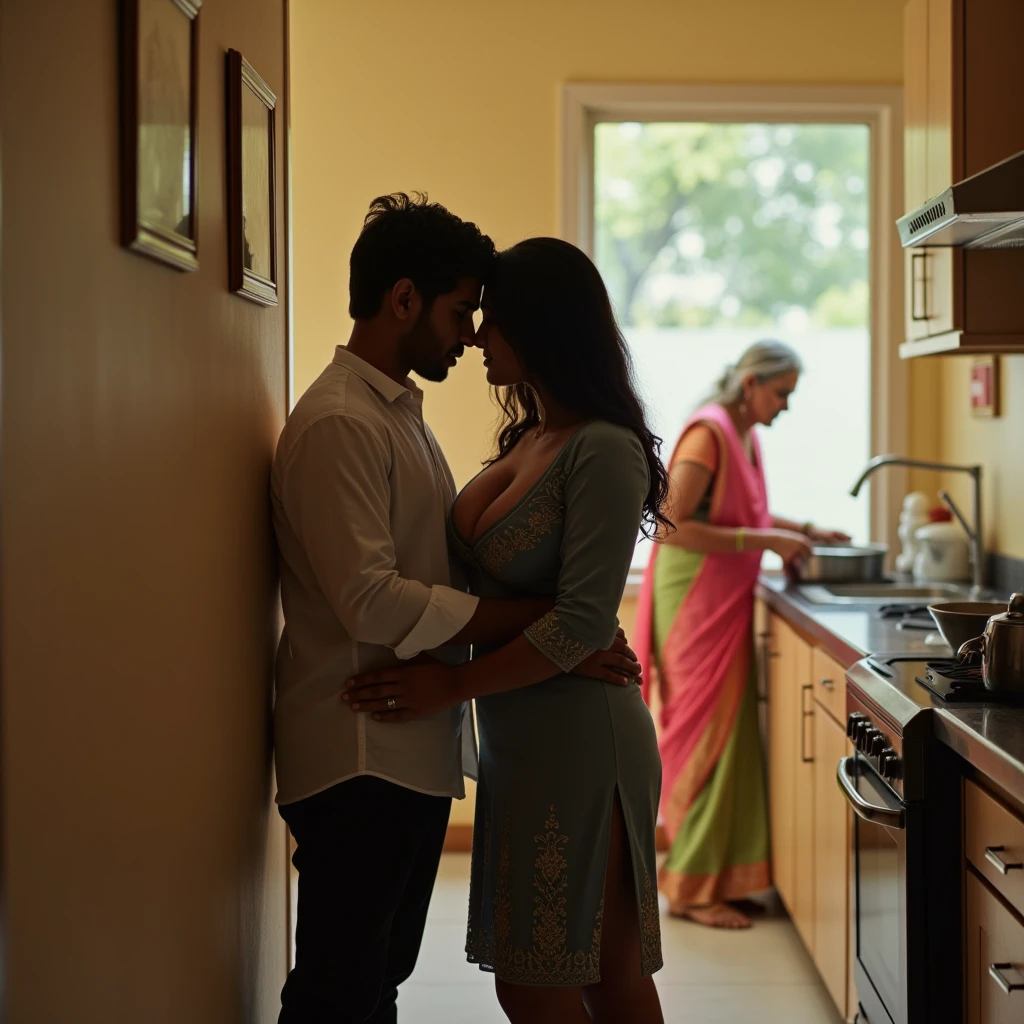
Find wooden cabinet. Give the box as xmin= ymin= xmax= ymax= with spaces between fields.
xmin=812 ymin=646 xmax=847 ymax=726
xmin=768 ymin=614 xmax=814 ymax=951
xmin=965 ymin=871 xmax=1024 ymax=1023
xmin=966 ymin=781 xmax=1024 ymax=919
xmin=813 ymin=706 xmax=853 ymax=1015
xmin=766 ymin=611 xmax=856 ymax=1021
xmin=900 ymin=0 xmax=1024 ymax=358
xmin=767 ymin=614 xmax=798 ymax=915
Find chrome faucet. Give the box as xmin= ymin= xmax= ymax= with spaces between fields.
xmin=849 ymin=455 xmax=985 ymax=596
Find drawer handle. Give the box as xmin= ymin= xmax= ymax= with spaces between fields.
xmin=989 ymin=963 xmax=1024 ymax=994
xmin=819 ymin=677 xmax=835 ymax=690
xmin=985 ymin=846 xmax=1024 ymax=875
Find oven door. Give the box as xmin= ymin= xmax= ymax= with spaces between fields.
xmin=838 ymin=754 xmax=907 ymax=1024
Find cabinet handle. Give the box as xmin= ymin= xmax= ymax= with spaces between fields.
xmin=819 ymin=677 xmax=835 ymax=691
xmin=988 ymin=963 xmax=1024 ymax=994
xmin=800 ymin=683 xmax=814 ymax=763
xmin=984 ymin=846 xmax=1024 ymax=875
xmin=911 ymin=252 xmax=930 ymax=321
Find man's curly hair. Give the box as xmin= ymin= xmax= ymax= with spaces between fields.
xmin=348 ymin=192 xmax=495 ymax=319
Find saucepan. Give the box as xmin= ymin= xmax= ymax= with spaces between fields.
xmin=792 ymin=542 xmax=889 ymax=584
xmin=957 ymin=593 xmax=1024 ymax=696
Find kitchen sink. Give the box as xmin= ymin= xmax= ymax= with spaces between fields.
xmin=797 ymin=581 xmax=973 ymax=605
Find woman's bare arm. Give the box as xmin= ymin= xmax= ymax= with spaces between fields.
xmin=660 ymin=460 xmax=811 ymax=560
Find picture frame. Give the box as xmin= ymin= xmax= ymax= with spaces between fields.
xmin=119 ymin=0 xmax=201 ymax=272
xmin=226 ymin=50 xmax=279 ymax=306
xmin=969 ymin=355 xmax=1000 ymax=418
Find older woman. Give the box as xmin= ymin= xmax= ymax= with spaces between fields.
xmin=635 ymin=340 xmax=848 ymax=929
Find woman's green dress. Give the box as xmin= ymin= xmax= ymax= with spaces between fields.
xmin=450 ymin=421 xmax=664 ymax=987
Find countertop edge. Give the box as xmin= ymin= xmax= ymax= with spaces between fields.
xmin=933 ymin=711 xmax=1024 ymax=807
xmin=755 ymin=579 xmax=864 ymax=669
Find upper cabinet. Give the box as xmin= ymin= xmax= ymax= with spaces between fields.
xmin=901 ymin=0 xmax=1024 ymax=358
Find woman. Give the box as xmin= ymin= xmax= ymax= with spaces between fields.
xmin=635 ymin=341 xmax=848 ymax=930
xmin=345 ymin=238 xmax=667 ymax=1024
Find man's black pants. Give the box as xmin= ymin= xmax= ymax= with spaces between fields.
xmin=278 ymin=775 xmax=452 ymax=1023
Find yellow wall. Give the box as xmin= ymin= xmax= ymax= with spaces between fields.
xmin=2 ymin=1 xmax=289 ymax=1019
xmin=932 ymin=357 xmax=1024 ymax=559
xmin=292 ymin=0 xmax=904 ymax=825
xmin=291 ymin=0 xmax=904 ymax=486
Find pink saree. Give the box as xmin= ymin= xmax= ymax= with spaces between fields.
xmin=636 ymin=403 xmax=773 ymax=904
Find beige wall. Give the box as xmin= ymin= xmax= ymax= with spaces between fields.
xmin=291 ymin=0 xmax=904 ymax=826
xmin=2 ymin=2 xmax=289 ymax=1021
xmin=930 ymin=356 xmax=1024 ymax=559
xmin=291 ymin=0 xmax=904 ymax=487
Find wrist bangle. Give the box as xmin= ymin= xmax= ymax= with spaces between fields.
xmin=736 ymin=527 xmax=745 ymax=553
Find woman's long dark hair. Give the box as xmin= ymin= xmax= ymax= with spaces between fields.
xmin=486 ymin=237 xmax=670 ymax=538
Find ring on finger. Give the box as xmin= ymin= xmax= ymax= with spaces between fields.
xmin=387 ymin=696 xmax=397 ymax=710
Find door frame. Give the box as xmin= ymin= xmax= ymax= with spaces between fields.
xmin=559 ymin=83 xmax=907 ymax=553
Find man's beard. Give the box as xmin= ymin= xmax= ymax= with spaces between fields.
xmin=400 ymin=313 xmax=458 ymax=383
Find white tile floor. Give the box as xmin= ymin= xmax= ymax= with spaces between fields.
xmin=398 ymin=853 xmax=844 ymax=1023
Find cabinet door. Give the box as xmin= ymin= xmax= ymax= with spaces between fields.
xmin=814 ymin=704 xmax=852 ymax=1018
xmin=966 ymin=871 xmax=1024 ymax=1024
xmin=792 ymin=627 xmax=815 ymax=955
xmin=768 ymin=614 xmax=796 ymax=912
xmin=904 ymin=0 xmax=932 ymax=343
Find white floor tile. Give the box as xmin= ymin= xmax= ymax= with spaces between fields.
xmin=655 ymin=982 xmax=843 ymax=1023
xmin=294 ymin=853 xmax=844 ymax=1024
xmin=399 ymin=983 xmax=506 ymax=1023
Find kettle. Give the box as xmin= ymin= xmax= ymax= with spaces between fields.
xmin=957 ymin=594 xmax=1024 ymax=695
xmin=913 ymin=520 xmax=970 ymax=582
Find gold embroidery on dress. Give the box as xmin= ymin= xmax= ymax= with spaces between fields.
xmin=639 ymin=865 xmax=664 ymax=977
xmin=468 ymin=805 xmax=603 ymax=986
xmin=477 ymin=468 xmax=567 ymax=573
xmin=524 ymin=611 xmax=595 ymax=673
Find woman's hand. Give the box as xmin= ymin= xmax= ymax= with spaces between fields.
xmin=807 ymin=526 xmax=852 ymax=545
xmin=343 ymin=658 xmax=462 ymax=723
xmin=575 ymin=627 xmax=643 ymax=687
xmin=766 ymin=529 xmax=814 ymax=566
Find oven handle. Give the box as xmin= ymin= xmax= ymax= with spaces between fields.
xmin=837 ymin=756 xmax=906 ymax=829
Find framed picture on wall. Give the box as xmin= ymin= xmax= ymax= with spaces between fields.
xmin=226 ymin=50 xmax=278 ymax=306
xmin=119 ymin=0 xmax=201 ymax=271
xmin=969 ymin=356 xmax=1000 ymax=418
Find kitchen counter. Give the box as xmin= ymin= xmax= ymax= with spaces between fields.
xmin=756 ymin=573 xmax=953 ymax=666
xmin=757 ymin=574 xmax=1024 ymax=805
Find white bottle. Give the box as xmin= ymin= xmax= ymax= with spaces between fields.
xmin=895 ymin=492 xmax=930 ymax=574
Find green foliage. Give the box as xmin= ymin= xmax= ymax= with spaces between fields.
xmin=593 ymin=122 xmax=870 ymax=328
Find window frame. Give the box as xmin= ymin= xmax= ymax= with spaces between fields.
xmin=560 ymin=83 xmax=907 ymax=587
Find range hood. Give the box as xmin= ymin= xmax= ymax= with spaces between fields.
xmin=897 ymin=149 xmax=1024 ymax=249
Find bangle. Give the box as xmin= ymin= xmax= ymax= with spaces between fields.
xmin=736 ymin=527 xmax=745 ymax=553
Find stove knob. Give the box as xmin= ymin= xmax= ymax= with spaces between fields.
xmin=869 ymin=731 xmax=887 ymax=757
xmin=880 ymin=749 xmax=902 ymax=780
xmin=847 ymin=712 xmax=869 ymax=739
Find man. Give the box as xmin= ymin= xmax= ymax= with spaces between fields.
xmin=272 ymin=193 xmax=638 ymax=1023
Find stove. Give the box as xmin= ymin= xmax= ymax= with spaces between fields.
xmin=842 ymin=655 xmax=969 ymax=1024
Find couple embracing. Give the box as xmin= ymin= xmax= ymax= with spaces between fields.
xmin=272 ymin=193 xmax=668 ymax=1024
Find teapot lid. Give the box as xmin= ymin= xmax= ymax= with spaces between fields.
xmin=991 ymin=593 xmax=1024 ymax=625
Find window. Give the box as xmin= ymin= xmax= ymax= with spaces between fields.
xmin=591 ymin=120 xmax=873 ymax=568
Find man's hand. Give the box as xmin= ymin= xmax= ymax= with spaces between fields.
xmin=342 ymin=659 xmax=462 ymax=724
xmin=576 ymin=627 xmax=642 ymax=687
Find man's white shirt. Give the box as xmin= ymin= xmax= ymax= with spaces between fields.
xmin=272 ymin=347 xmax=479 ymax=805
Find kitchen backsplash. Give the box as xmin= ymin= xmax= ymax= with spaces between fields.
xmin=990 ymin=553 xmax=1024 ymax=597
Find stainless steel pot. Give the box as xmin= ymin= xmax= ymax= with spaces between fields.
xmin=957 ymin=593 xmax=1024 ymax=695
xmin=795 ymin=542 xmax=889 ymax=583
